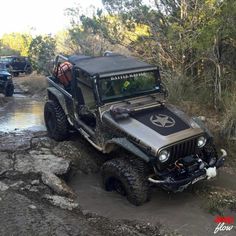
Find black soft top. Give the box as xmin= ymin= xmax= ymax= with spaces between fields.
xmin=68 ymin=54 xmax=157 ymax=78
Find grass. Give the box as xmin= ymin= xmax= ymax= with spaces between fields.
xmin=203 ymin=190 xmax=236 ymax=215
xmin=221 ymin=93 xmax=236 ymax=140
xmin=16 ymin=72 xmax=47 ymax=97
xmin=164 ymin=75 xmax=236 ymax=170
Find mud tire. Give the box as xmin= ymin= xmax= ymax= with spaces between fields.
xmin=25 ymin=67 xmax=32 ymax=75
xmin=4 ymin=84 xmax=14 ymax=97
xmin=13 ymin=72 xmax=19 ymax=77
xmin=101 ymin=158 xmax=150 ymax=206
xmin=44 ymin=100 xmax=69 ymax=141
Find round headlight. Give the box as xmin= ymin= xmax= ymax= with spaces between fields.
xmin=197 ymin=136 xmax=207 ymax=148
xmin=7 ymin=76 xmax=12 ymax=80
xmin=158 ymin=150 xmax=170 ymax=163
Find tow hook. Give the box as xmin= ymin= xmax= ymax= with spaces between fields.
xmin=215 ymin=149 xmax=227 ymax=169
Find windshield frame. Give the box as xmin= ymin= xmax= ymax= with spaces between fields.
xmin=0 ymin=57 xmax=13 ymax=63
xmin=97 ymin=69 xmax=161 ymax=104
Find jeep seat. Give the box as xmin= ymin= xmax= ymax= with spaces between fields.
xmin=77 ymin=81 xmax=96 ymax=127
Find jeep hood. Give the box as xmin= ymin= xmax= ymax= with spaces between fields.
xmin=0 ymin=70 xmax=11 ymax=76
xmin=102 ymin=105 xmax=204 ymax=155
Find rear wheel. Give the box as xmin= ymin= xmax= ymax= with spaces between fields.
xmin=44 ymin=100 xmax=69 ymax=141
xmin=4 ymin=84 xmax=14 ymax=97
xmin=101 ymin=158 xmax=150 ymax=206
xmin=25 ymin=67 xmax=32 ymax=75
xmin=13 ymin=72 xmax=19 ymax=77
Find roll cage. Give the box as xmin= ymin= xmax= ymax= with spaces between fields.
xmin=51 ymin=54 xmax=163 ymax=107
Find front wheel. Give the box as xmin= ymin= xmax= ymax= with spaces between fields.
xmin=4 ymin=84 xmax=14 ymax=97
xmin=101 ymin=158 xmax=150 ymax=206
xmin=44 ymin=100 xmax=69 ymax=141
xmin=13 ymin=72 xmax=19 ymax=77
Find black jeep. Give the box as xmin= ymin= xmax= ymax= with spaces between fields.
xmin=44 ymin=53 xmax=226 ymax=205
xmin=0 ymin=63 xmax=14 ymax=97
xmin=0 ymin=56 xmax=32 ymax=77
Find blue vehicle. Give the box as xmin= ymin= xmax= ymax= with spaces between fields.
xmin=0 ymin=63 xmax=14 ymax=96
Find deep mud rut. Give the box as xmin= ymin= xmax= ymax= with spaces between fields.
xmin=0 ymin=80 xmax=236 ymax=236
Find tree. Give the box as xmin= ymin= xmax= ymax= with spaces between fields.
xmin=65 ymin=0 xmax=235 ymax=108
xmin=101 ymin=0 xmax=236 ymax=109
xmin=1 ymin=33 xmax=32 ymax=56
xmin=28 ymin=35 xmax=56 ymax=74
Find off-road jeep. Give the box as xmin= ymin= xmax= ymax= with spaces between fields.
xmin=0 ymin=56 xmax=32 ymax=77
xmin=44 ymin=53 xmax=226 ymax=205
xmin=0 ymin=63 xmax=14 ymax=97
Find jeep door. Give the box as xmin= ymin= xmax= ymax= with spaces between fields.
xmin=75 ymin=71 xmax=97 ymax=130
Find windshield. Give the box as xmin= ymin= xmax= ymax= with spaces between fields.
xmin=0 ymin=57 xmax=12 ymax=63
xmin=99 ymin=71 xmax=160 ymax=102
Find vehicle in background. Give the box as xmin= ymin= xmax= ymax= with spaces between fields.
xmin=0 ymin=56 xmax=32 ymax=77
xmin=0 ymin=63 xmax=14 ymax=96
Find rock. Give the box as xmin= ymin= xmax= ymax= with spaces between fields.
xmin=0 ymin=152 xmax=13 ymax=173
xmin=29 ymin=186 xmax=39 ymax=192
xmin=198 ymin=116 xmax=206 ymax=122
xmin=28 ymin=205 xmax=37 ymax=210
xmin=0 ymin=133 xmax=33 ymax=152
xmin=53 ymin=141 xmax=81 ymax=160
xmin=31 ymin=180 xmax=40 ymax=185
xmin=0 ymin=182 xmax=9 ymax=191
xmin=43 ymin=194 xmax=79 ymax=211
xmin=41 ymin=172 xmax=74 ymax=197
xmin=53 ymin=139 xmax=103 ymax=174
xmin=10 ymin=181 xmax=24 ymax=189
xmin=31 ymin=136 xmax=56 ymax=149
xmin=14 ymin=152 xmax=70 ymax=175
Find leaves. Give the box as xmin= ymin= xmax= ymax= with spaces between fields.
xmin=0 ymin=33 xmax=32 ymax=56
xmin=28 ymin=35 xmax=56 ymax=74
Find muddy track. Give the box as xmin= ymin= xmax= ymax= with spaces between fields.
xmin=0 ymin=131 xmax=177 ymax=236
xmin=0 ymin=77 xmax=236 ymax=235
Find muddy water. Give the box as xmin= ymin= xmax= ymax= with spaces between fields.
xmin=0 ymin=96 xmax=45 ymax=132
xmin=69 ymin=173 xmax=236 ymax=236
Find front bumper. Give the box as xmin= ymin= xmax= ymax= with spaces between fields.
xmin=148 ymin=149 xmax=226 ymax=192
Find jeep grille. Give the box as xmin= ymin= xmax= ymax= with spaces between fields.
xmin=170 ymin=138 xmax=197 ymax=159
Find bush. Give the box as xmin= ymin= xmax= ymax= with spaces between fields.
xmin=221 ymin=92 xmax=236 ymax=140
xmin=16 ymin=73 xmax=47 ymax=96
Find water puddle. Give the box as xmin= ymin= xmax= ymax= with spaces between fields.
xmin=0 ymin=97 xmax=45 ymax=132
xmin=69 ymin=172 xmax=236 ymax=236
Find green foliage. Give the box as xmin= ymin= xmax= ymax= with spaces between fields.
xmin=28 ymin=35 xmax=56 ymax=74
xmin=0 ymin=33 xmax=32 ymax=56
xmin=55 ymin=30 xmax=75 ymax=55
xmin=98 ymin=0 xmax=235 ymax=109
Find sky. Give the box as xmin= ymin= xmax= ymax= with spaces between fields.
xmin=0 ymin=0 xmax=103 ymax=36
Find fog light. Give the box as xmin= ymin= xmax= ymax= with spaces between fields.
xmin=158 ymin=150 xmax=170 ymax=163
xmin=197 ymin=136 xmax=207 ymax=148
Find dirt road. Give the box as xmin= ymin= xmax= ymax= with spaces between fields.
xmin=0 ymin=77 xmax=235 ymax=236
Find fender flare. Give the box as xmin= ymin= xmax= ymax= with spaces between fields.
xmin=104 ymin=137 xmax=150 ymax=162
xmin=47 ymin=87 xmax=69 ymax=115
